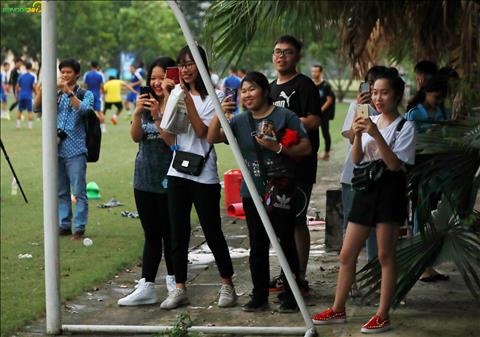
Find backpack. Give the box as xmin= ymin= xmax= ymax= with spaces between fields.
xmin=75 ymin=87 xmax=101 ymax=162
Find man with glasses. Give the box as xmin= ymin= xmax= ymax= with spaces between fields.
xmin=269 ymin=35 xmax=322 ymax=303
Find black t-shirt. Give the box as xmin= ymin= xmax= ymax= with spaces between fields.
xmin=270 ymin=73 xmax=322 ymax=183
xmin=317 ymin=80 xmax=336 ymax=120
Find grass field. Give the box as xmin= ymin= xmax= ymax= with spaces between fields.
xmin=0 ymin=102 xmax=348 ymax=336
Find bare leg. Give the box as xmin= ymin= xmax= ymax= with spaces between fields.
xmin=375 ymin=222 xmax=400 ymax=319
xmin=332 ymin=222 xmax=370 ymax=312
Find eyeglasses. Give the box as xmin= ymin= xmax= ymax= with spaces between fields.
xmin=273 ymin=48 xmax=296 ymax=57
xmin=178 ymin=62 xmax=196 ymax=70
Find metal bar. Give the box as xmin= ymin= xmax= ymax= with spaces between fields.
xmin=62 ymin=324 xmax=308 ymax=335
xmin=166 ymin=0 xmax=316 ymax=333
xmin=42 ymin=0 xmax=61 ymax=334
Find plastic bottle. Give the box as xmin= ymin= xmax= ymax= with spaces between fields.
xmin=11 ymin=178 xmax=18 ymax=196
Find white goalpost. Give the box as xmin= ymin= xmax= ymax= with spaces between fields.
xmin=42 ymin=1 xmax=318 ymax=336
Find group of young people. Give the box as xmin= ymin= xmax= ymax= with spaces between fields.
xmin=111 ymin=34 xmax=450 ymax=335
xmin=24 ymin=31 xmax=456 ymax=334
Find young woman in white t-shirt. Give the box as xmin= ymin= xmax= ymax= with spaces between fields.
xmin=159 ymin=45 xmax=236 ymax=310
xmin=312 ymin=68 xmax=416 ymax=333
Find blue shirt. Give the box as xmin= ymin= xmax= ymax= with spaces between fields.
xmin=18 ymin=72 xmax=37 ymax=100
xmin=223 ymin=75 xmax=241 ymax=91
xmin=57 ymin=88 xmax=94 ymax=158
xmin=83 ymin=70 xmax=104 ymax=98
xmin=130 ymin=68 xmax=144 ymax=91
xmin=405 ymin=103 xmax=446 ymax=133
xmin=0 ymin=72 xmax=5 ymax=95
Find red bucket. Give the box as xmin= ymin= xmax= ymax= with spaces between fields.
xmin=223 ymin=169 xmax=243 ymax=208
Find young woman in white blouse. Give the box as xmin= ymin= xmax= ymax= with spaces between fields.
xmin=159 ymin=45 xmax=236 ymax=310
xmin=312 ymin=68 xmax=416 ymax=334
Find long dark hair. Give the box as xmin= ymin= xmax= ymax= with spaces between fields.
xmin=176 ymin=45 xmax=210 ymax=100
xmin=143 ymin=56 xmax=175 ymax=121
xmin=240 ymin=71 xmax=273 ymax=105
xmin=406 ymin=75 xmax=448 ymax=111
xmin=146 ymin=56 xmax=176 ymax=101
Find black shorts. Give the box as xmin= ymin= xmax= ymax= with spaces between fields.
xmin=349 ymin=170 xmax=407 ymax=227
xmin=104 ymin=101 xmax=123 ymax=111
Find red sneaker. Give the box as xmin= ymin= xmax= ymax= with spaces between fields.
xmin=110 ymin=116 xmax=117 ymax=125
xmin=361 ymin=315 xmax=391 ymax=334
xmin=312 ymin=308 xmax=346 ymax=325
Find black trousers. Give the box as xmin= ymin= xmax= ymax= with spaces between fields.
xmin=242 ymin=197 xmax=299 ymax=301
xmin=167 ymin=176 xmax=234 ymax=283
xmin=134 ymin=189 xmax=174 ymax=282
xmin=320 ymin=118 xmax=331 ymax=153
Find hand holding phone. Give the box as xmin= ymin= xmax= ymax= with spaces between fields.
xmin=224 ymin=87 xmax=238 ymax=110
xmin=356 ymin=104 xmax=369 ymax=118
xmin=166 ymin=67 xmax=180 ymax=84
xmin=359 ymin=82 xmax=370 ymax=94
xmin=140 ymin=86 xmax=151 ymax=96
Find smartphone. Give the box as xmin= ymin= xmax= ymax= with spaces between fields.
xmin=166 ymin=67 xmax=180 ymax=84
xmin=225 ymin=87 xmax=238 ymax=109
xmin=359 ymin=82 xmax=370 ymax=94
xmin=140 ymin=86 xmax=151 ymax=96
xmin=356 ymin=104 xmax=369 ymax=118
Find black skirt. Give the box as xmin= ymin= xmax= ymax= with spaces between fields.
xmin=348 ymin=170 xmax=407 ymax=227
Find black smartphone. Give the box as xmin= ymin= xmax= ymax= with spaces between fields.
xmin=140 ymin=86 xmax=151 ymax=96
xmin=225 ymin=87 xmax=238 ymax=110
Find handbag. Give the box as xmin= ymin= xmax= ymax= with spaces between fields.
xmin=172 ymin=140 xmax=213 ymax=176
xmin=351 ymin=118 xmax=407 ymax=192
xmin=351 ymin=159 xmax=385 ymax=192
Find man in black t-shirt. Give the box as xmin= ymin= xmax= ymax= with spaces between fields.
xmin=270 ymin=35 xmax=322 ymax=298
xmin=8 ymin=58 xmax=23 ymax=112
xmin=311 ymin=64 xmax=335 ymax=160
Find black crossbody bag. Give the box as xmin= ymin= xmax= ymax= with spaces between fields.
xmin=351 ymin=118 xmax=406 ymax=192
xmin=172 ymin=138 xmax=213 ymax=177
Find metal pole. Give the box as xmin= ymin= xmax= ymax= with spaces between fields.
xmin=42 ymin=1 xmax=61 ymax=334
xmin=62 ymin=324 xmax=309 ymax=335
xmin=167 ymin=1 xmax=316 ymax=332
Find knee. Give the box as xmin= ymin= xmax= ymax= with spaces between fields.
xmin=377 ymin=250 xmax=395 ymax=267
xmin=338 ymin=250 xmax=356 ymax=267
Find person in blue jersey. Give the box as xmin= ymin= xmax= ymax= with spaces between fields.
xmin=122 ymin=62 xmax=144 ymax=122
xmin=15 ymin=62 xmax=37 ymax=129
xmin=0 ymin=62 xmax=9 ymax=119
xmin=34 ymin=59 xmax=94 ymax=240
xmin=83 ymin=61 xmax=106 ymax=132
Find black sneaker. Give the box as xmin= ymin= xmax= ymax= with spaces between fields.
xmin=242 ymin=298 xmax=269 ymax=312
xmin=268 ymin=275 xmax=284 ymax=293
xmin=59 ymin=228 xmax=72 ymax=236
xmin=278 ymin=297 xmax=299 ymax=313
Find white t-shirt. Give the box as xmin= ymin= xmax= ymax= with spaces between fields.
xmin=360 ymin=115 xmax=416 ymax=165
xmin=340 ymin=102 xmax=379 ymax=184
xmin=167 ymin=90 xmax=225 ymax=184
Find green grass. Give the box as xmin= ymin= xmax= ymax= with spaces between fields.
xmin=0 ymin=102 xmax=348 ymax=336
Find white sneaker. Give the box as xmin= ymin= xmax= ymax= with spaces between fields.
xmin=166 ymin=275 xmax=176 ymax=293
xmin=117 ymin=278 xmax=157 ymax=306
xmin=218 ymin=284 xmax=237 ymax=307
xmin=160 ymin=288 xmax=189 ymax=310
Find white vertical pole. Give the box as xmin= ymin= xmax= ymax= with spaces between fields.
xmin=166 ymin=1 xmax=316 ymax=333
xmin=42 ymin=1 xmax=61 ymax=334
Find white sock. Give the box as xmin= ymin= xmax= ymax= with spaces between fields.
xmin=101 ymin=123 xmax=106 ymax=132
xmin=16 ymin=119 xmax=21 ymax=128
xmin=112 ymin=114 xmax=117 ymax=120
xmin=28 ymin=121 xmax=33 ymax=129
